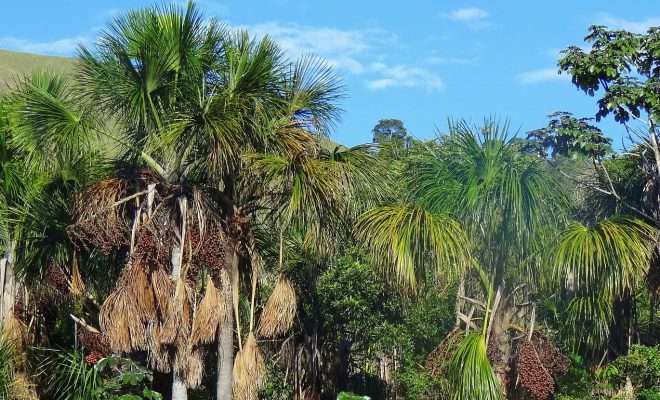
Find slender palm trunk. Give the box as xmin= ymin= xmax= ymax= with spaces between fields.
xmin=0 ymin=239 xmax=15 ymax=329
xmin=171 ymin=238 xmax=187 ymax=400
xmin=217 ymin=248 xmax=238 ymax=400
xmin=172 ymin=378 xmax=187 ymax=400
xmin=216 ymin=287 xmax=233 ymax=399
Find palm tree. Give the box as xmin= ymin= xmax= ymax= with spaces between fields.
xmin=70 ymin=3 xmax=358 ymax=399
xmin=552 ymin=216 xmax=655 ymax=356
xmin=357 ymin=119 xmax=655 ymax=398
xmin=0 ymin=68 xmax=107 ymax=398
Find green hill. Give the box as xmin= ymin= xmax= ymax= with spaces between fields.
xmin=0 ymin=49 xmax=347 ymax=150
xmin=0 ymin=49 xmax=75 ymax=93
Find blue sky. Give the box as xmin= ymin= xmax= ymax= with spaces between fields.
xmin=2 ymin=1 xmax=659 ymax=146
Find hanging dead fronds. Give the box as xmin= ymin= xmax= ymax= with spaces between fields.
xmin=99 ymin=263 xmax=155 ymax=352
xmin=160 ymin=276 xmax=192 ymax=346
xmin=1 ymin=315 xmax=27 ymax=348
xmin=146 ymin=322 xmax=171 ymax=373
xmin=177 ymin=347 xmax=205 ymax=389
xmin=190 ymin=277 xmax=229 ymax=347
xmin=151 ymin=266 xmax=173 ymax=317
xmin=257 ymin=275 xmax=297 ymax=338
xmin=233 ymin=333 xmax=266 ymax=400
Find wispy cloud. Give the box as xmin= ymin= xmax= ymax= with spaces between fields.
xmin=242 ymin=22 xmax=446 ymax=92
xmin=596 ymin=14 xmax=660 ymax=34
xmin=426 ymin=56 xmax=478 ymax=66
xmin=517 ymin=68 xmax=566 ymax=84
xmin=367 ymin=63 xmax=444 ymax=91
xmin=441 ymin=7 xmax=490 ymax=29
xmin=241 ymin=22 xmax=383 ymax=74
xmin=0 ymin=36 xmax=90 ymax=55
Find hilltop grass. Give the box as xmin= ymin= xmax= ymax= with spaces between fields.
xmin=0 ymin=49 xmax=75 ymax=93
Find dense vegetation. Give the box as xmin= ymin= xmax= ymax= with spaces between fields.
xmin=0 ymin=3 xmax=659 ymax=399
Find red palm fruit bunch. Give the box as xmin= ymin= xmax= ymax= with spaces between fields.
xmin=85 ymin=351 xmax=104 ymax=365
xmin=516 ymin=332 xmax=570 ymax=400
xmin=47 ymin=263 xmax=68 ymax=293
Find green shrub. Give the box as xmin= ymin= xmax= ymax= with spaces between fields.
xmin=337 ymin=392 xmax=368 ymax=400
xmin=613 ymin=345 xmax=660 ymax=398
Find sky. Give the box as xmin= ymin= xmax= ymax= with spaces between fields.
xmin=1 ymin=1 xmax=659 ymax=146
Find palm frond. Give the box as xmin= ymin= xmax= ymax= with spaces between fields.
xmin=552 ymin=216 xmax=655 ymax=298
xmin=7 ymin=70 xmax=99 ymax=174
xmin=40 ymin=348 xmax=102 ymax=400
xmin=356 ymin=204 xmax=469 ymax=290
xmin=447 ymin=333 xmax=503 ymax=400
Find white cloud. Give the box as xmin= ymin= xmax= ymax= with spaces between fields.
xmin=443 ymin=7 xmax=488 ymax=21
xmin=441 ymin=7 xmax=490 ymax=28
xmin=367 ymin=78 xmax=397 ymax=90
xmin=367 ymin=64 xmax=444 ymax=91
xmin=240 ymin=22 xmax=445 ymax=92
xmin=426 ymin=56 xmax=478 ymax=65
xmin=596 ymin=14 xmax=660 ymax=34
xmin=517 ymin=68 xmax=567 ymax=84
xmin=0 ymin=36 xmax=90 ymax=55
xmin=241 ymin=22 xmax=378 ymax=73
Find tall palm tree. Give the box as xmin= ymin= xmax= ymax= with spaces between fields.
xmin=70 ymin=3 xmax=358 ymax=399
xmin=0 ymin=68 xmax=107 ymax=398
xmin=357 ymin=119 xmax=655 ymax=399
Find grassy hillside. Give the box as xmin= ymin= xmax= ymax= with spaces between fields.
xmin=0 ymin=49 xmax=75 ymax=93
xmin=0 ymin=49 xmax=347 ymax=150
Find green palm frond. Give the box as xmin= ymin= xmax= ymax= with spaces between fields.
xmin=285 ymin=54 xmax=344 ymax=135
xmin=356 ymin=204 xmax=469 ymax=290
xmin=7 ymin=70 xmax=99 ymax=174
xmin=564 ymin=295 xmax=613 ymax=353
xmin=406 ymin=119 xmax=569 ymax=285
xmin=40 ymin=348 xmax=102 ymax=400
xmin=0 ymin=338 xmax=16 ymax=399
xmin=447 ymin=333 xmax=503 ymax=400
xmin=552 ymin=216 xmax=655 ymax=298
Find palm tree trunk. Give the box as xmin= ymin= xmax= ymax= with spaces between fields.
xmin=0 ymin=239 xmax=15 ymax=329
xmin=172 ymin=377 xmax=187 ymax=400
xmin=216 ymin=289 xmax=233 ymax=399
xmin=217 ymin=248 xmax=238 ymax=400
xmin=171 ymin=229 xmax=187 ymax=400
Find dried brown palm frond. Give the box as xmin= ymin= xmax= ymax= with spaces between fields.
xmin=1 ymin=315 xmax=27 ymax=348
xmin=278 ymin=336 xmax=296 ymax=369
xmin=69 ymin=256 xmax=86 ymax=297
xmin=150 ymin=266 xmax=173 ymax=316
xmin=257 ymin=275 xmax=297 ymax=338
xmin=99 ymin=263 xmax=155 ymax=352
xmin=146 ymin=323 xmax=171 ymax=373
xmin=233 ymin=333 xmax=266 ymax=400
xmin=177 ymin=347 xmax=205 ymax=389
xmin=189 ymin=276 xmax=229 ymax=347
xmin=160 ymin=275 xmax=192 ymax=346
xmin=124 ymin=263 xmax=157 ymax=320
xmin=7 ymin=372 xmax=39 ymax=400
xmin=69 ymin=177 xmax=133 ymax=254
